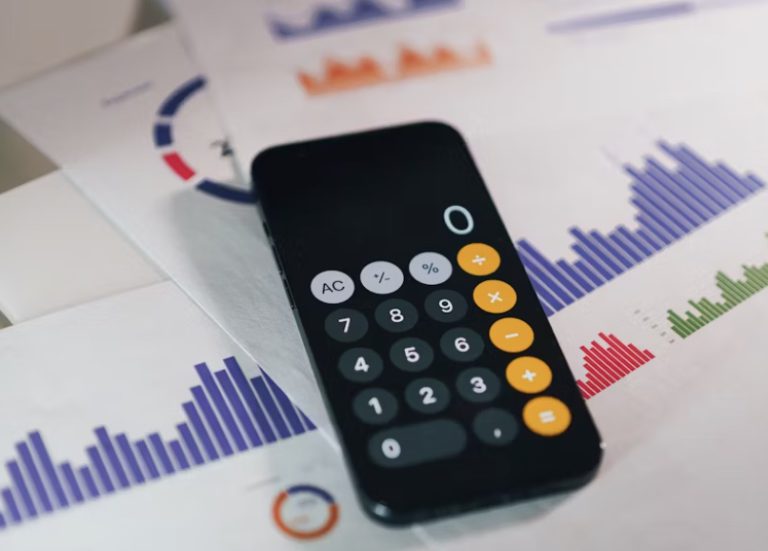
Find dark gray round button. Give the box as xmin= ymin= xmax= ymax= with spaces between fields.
xmin=456 ymin=367 xmax=500 ymax=403
xmin=338 ymin=348 xmax=383 ymax=383
xmin=440 ymin=327 xmax=484 ymax=362
xmin=353 ymin=388 xmax=398 ymax=425
xmin=424 ymin=289 xmax=468 ymax=323
xmin=389 ymin=337 xmax=433 ymax=372
xmin=405 ymin=378 xmax=450 ymax=414
xmin=374 ymin=299 xmax=418 ymax=333
xmin=324 ymin=308 xmax=368 ymax=342
xmin=473 ymin=408 xmax=519 ymax=446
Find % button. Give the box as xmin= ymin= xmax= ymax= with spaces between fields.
xmin=409 ymin=252 xmax=452 ymax=285
xmin=360 ymin=261 xmax=404 ymax=295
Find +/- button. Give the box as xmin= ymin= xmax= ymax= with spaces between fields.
xmin=457 ymin=243 xmax=500 ymax=276
xmin=522 ymin=396 xmax=571 ymax=436
xmin=506 ymin=356 xmax=552 ymax=394
xmin=311 ymin=270 xmax=354 ymax=304
xmin=489 ymin=318 xmax=534 ymax=353
xmin=360 ymin=261 xmax=404 ymax=295
xmin=473 ymin=280 xmax=517 ymax=314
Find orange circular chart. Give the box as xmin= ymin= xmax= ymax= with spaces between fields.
xmin=272 ymin=484 xmax=339 ymax=540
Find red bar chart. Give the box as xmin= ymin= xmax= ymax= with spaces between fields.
xmin=576 ymin=333 xmax=655 ymax=399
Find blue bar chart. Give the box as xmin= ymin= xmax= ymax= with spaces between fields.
xmin=517 ymin=141 xmax=766 ymax=316
xmin=0 ymin=357 xmax=315 ymax=531
xmin=267 ymin=0 xmax=461 ymax=40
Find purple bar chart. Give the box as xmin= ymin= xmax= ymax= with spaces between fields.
xmin=517 ymin=141 xmax=766 ymax=316
xmin=0 ymin=357 xmax=315 ymax=531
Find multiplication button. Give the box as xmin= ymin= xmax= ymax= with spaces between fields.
xmin=409 ymin=252 xmax=452 ymax=285
xmin=360 ymin=261 xmax=404 ymax=295
xmin=311 ymin=270 xmax=354 ymax=304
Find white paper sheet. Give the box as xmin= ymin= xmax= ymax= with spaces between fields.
xmin=0 ymin=171 xmax=163 ymax=323
xmin=0 ymin=282 xmax=427 ymax=549
xmin=0 ymin=25 xmax=329 ymax=428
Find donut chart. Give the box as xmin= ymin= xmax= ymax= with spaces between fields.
xmin=272 ymin=484 xmax=339 ymax=540
xmin=153 ymin=76 xmax=255 ymax=203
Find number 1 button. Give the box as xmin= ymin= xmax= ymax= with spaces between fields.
xmin=353 ymin=388 xmax=398 ymax=424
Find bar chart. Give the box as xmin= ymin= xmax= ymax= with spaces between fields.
xmin=0 ymin=357 xmax=315 ymax=531
xmin=267 ymin=0 xmax=461 ymax=40
xmin=575 ymin=333 xmax=655 ymax=399
xmin=517 ymin=141 xmax=766 ymax=316
xmin=667 ymin=244 xmax=768 ymax=338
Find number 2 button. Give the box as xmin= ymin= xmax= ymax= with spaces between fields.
xmin=325 ymin=308 xmax=368 ymax=342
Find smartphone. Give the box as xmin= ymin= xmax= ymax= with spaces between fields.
xmin=252 ymin=122 xmax=602 ymax=525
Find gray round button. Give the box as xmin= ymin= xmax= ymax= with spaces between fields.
xmin=311 ymin=270 xmax=354 ymax=304
xmin=360 ymin=261 xmax=404 ymax=295
xmin=405 ymin=378 xmax=450 ymax=414
xmin=338 ymin=348 xmax=383 ymax=383
xmin=375 ymin=299 xmax=418 ymax=333
xmin=473 ymin=408 xmax=519 ymax=446
xmin=440 ymin=327 xmax=484 ymax=362
xmin=408 ymin=252 xmax=452 ymax=285
xmin=424 ymin=289 xmax=468 ymax=323
xmin=389 ymin=337 xmax=433 ymax=372
xmin=324 ymin=308 xmax=368 ymax=342
xmin=353 ymin=388 xmax=398 ymax=425
xmin=456 ymin=367 xmax=500 ymax=403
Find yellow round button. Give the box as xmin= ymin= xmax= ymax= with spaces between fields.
xmin=457 ymin=243 xmax=500 ymax=276
xmin=506 ymin=356 xmax=552 ymax=394
xmin=489 ymin=318 xmax=534 ymax=353
xmin=473 ymin=280 xmax=517 ymax=314
xmin=523 ymin=396 xmax=571 ymax=436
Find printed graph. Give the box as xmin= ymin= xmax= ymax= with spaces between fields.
xmin=0 ymin=357 xmax=315 ymax=531
xmin=668 ymin=241 xmax=768 ymax=338
xmin=517 ymin=141 xmax=766 ymax=316
xmin=268 ymin=0 xmax=461 ymax=40
xmin=576 ymin=333 xmax=655 ymax=399
xmin=298 ymin=42 xmax=491 ymax=96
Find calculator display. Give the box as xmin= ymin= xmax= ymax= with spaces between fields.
xmin=253 ymin=123 xmax=602 ymax=524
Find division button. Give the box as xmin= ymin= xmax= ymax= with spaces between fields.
xmin=440 ymin=327 xmax=484 ymax=362
xmin=489 ymin=318 xmax=534 ymax=353
xmin=389 ymin=337 xmax=434 ymax=372
xmin=424 ymin=289 xmax=468 ymax=323
xmin=353 ymin=388 xmax=398 ymax=425
xmin=368 ymin=420 xmax=467 ymax=468
xmin=408 ymin=252 xmax=452 ymax=285
xmin=324 ymin=308 xmax=368 ymax=342
xmin=506 ymin=356 xmax=552 ymax=394
xmin=473 ymin=408 xmax=519 ymax=446
xmin=338 ymin=348 xmax=384 ymax=383
xmin=522 ymin=396 xmax=571 ymax=436
xmin=457 ymin=243 xmax=501 ymax=276
xmin=405 ymin=378 xmax=451 ymax=414
xmin=473 ymin=280 xmax=517 ymax=314
xmin=311 ymin=270 xmax=355 ymax=304
xmin=375 ymin=299 xmax=418 ymax=333
xmin=360 ymin=261 xmax=404 ymax=295
xmin=456 ymin=367 xmax=500 ymax=403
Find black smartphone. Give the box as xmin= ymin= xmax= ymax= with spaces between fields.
xmin=252 ymin=122 xmax=602 ymax=525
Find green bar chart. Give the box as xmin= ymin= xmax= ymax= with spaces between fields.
xmin=667 ymin=240 xmax=768 ymax=338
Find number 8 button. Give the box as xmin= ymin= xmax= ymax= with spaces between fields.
xmin=375 ymin=299 xmax=418 ymax=332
